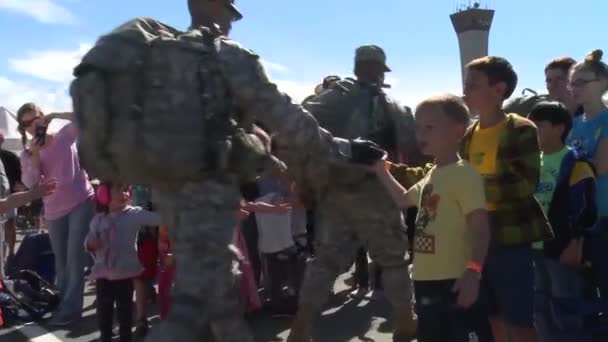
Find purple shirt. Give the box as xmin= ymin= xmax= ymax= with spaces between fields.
xmin=85 ymin=207 xmax=162 ymax=281
xmin=21 ymin=122 xmax=94 ymax=220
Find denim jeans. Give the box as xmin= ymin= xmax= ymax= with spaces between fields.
xmin=47 ymin=199 xmax=95 ymax=319
xmin=534 ymin=253 xmax=590 ymax=342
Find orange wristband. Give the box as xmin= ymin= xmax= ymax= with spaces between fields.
xmin=466 ymin=261 xmax=483 ymax=273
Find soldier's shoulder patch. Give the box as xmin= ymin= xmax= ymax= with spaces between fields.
xmin=219 ymin=38 xmax=258 ymax=55
xmin=218 ymin=39 xmax=261 ymax=65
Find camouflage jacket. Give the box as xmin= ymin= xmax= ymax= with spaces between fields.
xmin=215 ymin=37 xmax=352 ymax=198
xmin=302 ymin=78 xmax=420 ymax=164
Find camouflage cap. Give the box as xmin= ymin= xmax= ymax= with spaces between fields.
xmin=355 ymin=45 xmax=390 ymax=71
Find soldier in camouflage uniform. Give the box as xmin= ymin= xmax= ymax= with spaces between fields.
xmin=287 ymin=46 xmax=419 ymax=342
xmin=142 ymin=1 xmax=385 ymax=342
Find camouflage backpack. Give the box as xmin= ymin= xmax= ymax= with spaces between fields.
xmin=71 ymin=17 xmax=266 ymax=187
xmin=503 ymin=89 xmax=549 ymax=117
xmin=302 ymin=77 xmax=397 ymax=151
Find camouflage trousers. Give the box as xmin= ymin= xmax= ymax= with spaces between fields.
xmin=299 ymin=179 xmax=414 ymax=314
xmin=145 ymin=177 xmax=254 ymax=342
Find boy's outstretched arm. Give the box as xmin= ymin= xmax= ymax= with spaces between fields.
xmin=373 ymin=161 xmax=416 ymax=209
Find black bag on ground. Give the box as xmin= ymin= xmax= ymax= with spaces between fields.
xmin=0 ymin=270 xmax=59 ymax=325
xmin=6 ymin=232 xmax=55 ymax=284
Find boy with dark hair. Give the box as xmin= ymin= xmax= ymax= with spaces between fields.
xmin=528 ymin=101 xmax=596 ymax=342
xmin=463 ymin=56 xmax=552 ymax=342
xmin=504 ymin=56 xmax=581 ymax=117
xmin=544 ymin=57 xmax=581 ymax=116
xmin=545 ymin=57 xmax=577 ymax=72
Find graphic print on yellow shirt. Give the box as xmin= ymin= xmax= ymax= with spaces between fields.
xmin=468 ymin=118 xmax=507 ymax=210
xmin=414 ymin=184 xmax=440 ymax=254
xmin=408 ymin=160 xmax=486 ymax=281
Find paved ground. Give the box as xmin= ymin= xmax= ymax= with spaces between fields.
xmin=1 ymin=233 xmax=405 ymax=342
xmin=1 ymin=276 xmax=400 ymax=342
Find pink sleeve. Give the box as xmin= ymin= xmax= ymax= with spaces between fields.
xmin=57 ymin=122 xmax=78 ymax=143
xmin=20 ymin=151 xmax=41 ymax=189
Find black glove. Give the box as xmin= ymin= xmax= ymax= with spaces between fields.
xmin=349 ymin=139 xmax=386 ymax=165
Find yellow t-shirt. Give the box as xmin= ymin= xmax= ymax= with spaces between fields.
xmin=468 ymin=118 xmax=507 ymax=210
xmin=408 ymin=160 xmax=486 ymax=281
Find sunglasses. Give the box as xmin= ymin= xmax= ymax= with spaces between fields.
xmin=19 ymin=116 xmax=42 ymax=129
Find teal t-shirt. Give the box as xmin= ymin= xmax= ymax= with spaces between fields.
xmin=533 ymin=146 xmax=569 ymax=250
xmin=536 ymin=146 xmax=570 ymax=214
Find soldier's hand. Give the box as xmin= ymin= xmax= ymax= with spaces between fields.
xmin=350 ymin=139 xmax=387 ymax=165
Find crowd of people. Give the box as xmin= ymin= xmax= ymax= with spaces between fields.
xmin=0 ymin=5 xmax=607 ymax=342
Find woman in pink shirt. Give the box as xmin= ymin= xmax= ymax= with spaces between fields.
xmin=17 ymin=102 xmax=95 ymax=326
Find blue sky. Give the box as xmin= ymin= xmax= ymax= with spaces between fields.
xmin=0 ymin=0 xmax=606 ymax=113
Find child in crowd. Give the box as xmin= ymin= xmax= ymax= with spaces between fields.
xmin=462 ymin=56 xmax=551 ymax=342
xmin=386 ymin=57 xmax=552 ymax=342
xmin=567 ymin=49 xmax=608 ymax=301
xmin=130 ymin=184 xmax=157 ymax=337
xmin=375 ymin=94 xmax=489 ymax=342
xmin=242 ymin=135 xmax=307 ymax=315
xmin=528 ymin=102 xmax=597 ymax=342
xmin=85 ymin=182 xmax=162 ymax=342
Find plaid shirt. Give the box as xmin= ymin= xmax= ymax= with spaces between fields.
xmin=462 ymin=114 xmax=552 ymax=245
xmin=389 ymin=114 xmax=553 ymax=246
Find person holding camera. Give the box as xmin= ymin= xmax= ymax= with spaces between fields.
xmin=17 ymin=102 xmax=95 ymax=326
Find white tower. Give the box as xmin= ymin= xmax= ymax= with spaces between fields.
xmin=450 ymin=1 xmax=494 ymax=89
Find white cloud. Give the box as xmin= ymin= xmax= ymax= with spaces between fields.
xmin=384 ymin=76 xmax=400 ymax=87
xmin=0 ymin=77 xmax=72 ymax=114
xmin=0 ymin=43 xmax=88 ymax=120
xmin=0 ymin=0 xmax=76 ymax=24
xmin=275 ymin=80 xmax=316 ymax=103
xmin=9 ymin=43 xmax=91 ymax=83
xmin=261 ymin=60 xmax=289 ymax=74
